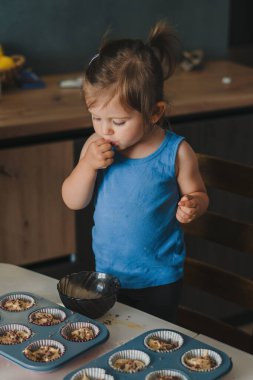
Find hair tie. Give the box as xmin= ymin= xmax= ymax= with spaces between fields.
xmin=89 ymin=53 xmax=99 ymax=66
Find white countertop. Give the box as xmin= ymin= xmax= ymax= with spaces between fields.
xmin=196 ymin=335 xmax=253 ymax=380
xmin=0 ymin=263 xmax=252 ymax=379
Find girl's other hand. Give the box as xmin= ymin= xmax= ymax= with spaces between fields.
xmin=176 ymin=194 xmax=199 ymax=223
xmin=83 ymin=138 xmax=114 ymax=170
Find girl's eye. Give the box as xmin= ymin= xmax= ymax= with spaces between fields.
xmin=92 ymin=116 xmax=101 ymax=122
xmin=113 ymin=120 xmax=125 ymax=126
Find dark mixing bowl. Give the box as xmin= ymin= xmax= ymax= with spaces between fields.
xmin=57 ymin=271 xmax=120 ymax=319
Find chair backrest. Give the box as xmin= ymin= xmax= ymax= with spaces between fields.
xmin=178 ymin=153 xmax=253 ymax=354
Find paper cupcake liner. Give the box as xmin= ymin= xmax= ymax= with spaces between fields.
xmin=109 ymin=349 xmax=150 ymax=373
xmin=0 ymin=294 xmax=35 ymax=312
xmin=181 ymin=348 xmax=222 ymax=372
xmin=61 ymin=322 xmax=100 ymax=342
xmin=70 ymin=367 xmax=114 ymax=380
xmin=0 ymin=324 xmax=32 ymax=345
xmin=28 ymin=307 xmax=66 ymax=326
xmin=23 ymin=339 xmax=65 ymax=363
xmin=144 ymin=330 xmax=184 ymax=353
xmin=145 ymin=368 xmax=189 ymax=380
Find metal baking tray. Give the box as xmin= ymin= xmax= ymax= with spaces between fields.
xmin=64 ymin=328 xmax=232 ymax=379
xmin=0 ymin=291 xmax=109 ymax=371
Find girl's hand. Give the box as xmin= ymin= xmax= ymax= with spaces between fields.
xmin=176 ymin=194 xmax=199 ymax=224
xmin=83 ymin=138 xmax=114 ymax=170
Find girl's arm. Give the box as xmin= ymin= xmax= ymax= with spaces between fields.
xmin=176 ymin=141 xmax=209 ymax=223
xmin=62 ymin=134 xmax=114 ymax=210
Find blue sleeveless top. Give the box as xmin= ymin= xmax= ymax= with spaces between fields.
xmin=92 ymin=130 xmax=186 ymax=288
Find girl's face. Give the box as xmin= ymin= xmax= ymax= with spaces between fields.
xmin=87 ymin=93 xmax=146 ymax=152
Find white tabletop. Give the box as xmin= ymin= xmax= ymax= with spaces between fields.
xmin=0 ymin=263 xmax=252 ymax=379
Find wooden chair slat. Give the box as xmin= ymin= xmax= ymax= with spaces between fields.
xmin=177 ymin=306 xmax=252 ymax=352
xmin=184 ymin=257 xmax=253 ymax=310
xmin=197 ymin=153 xmax=253 ymax=198
xmin=183 ymin=212 xmax=253 ymax=255
xmin=178 ymin=154 xmax=253 ymax=354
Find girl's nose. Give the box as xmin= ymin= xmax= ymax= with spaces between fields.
xmin=102 ymin=122 xmax=114 ymax=135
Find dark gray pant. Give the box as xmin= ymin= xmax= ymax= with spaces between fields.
xmin=117 ymin=279 xmax=183 ymax=323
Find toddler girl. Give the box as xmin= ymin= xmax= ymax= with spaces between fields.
xmin=62 ymin=21 xmax=209 ymax=322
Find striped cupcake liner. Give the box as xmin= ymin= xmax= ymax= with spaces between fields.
xmin=70 ymin=367 xmax=114 ymax=380
xmin=0 ymin=294 xmax=35 ymax=312
xmin=145 ymin=368 xmax=189 ymax=380
xmin=0 ymin=323 xmax=32 ymax=345
xmin=61 ymin=322 xmax=100 ymax=342
xmin=23 ymin=339 xmax=65 ymax=363
xmin=144 ymin=330 xmax=184 ymax=353
xmin=28 ymin=307 xmax=66 ymax=326
xmin=181 ymin=348 xmax=222 ymax=372
xmin=108 ymin=349 xmax=150 ymax=373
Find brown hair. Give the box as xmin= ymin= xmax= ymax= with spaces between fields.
xmin=83 ymin=20 xmax=180 ymax=126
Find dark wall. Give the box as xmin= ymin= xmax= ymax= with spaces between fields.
xmin=0 ymin=0 xmax=229 ymax=74
xmin=229 ymin=0 xmax=253 ymax=46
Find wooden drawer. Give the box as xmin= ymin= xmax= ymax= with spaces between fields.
xmin=0 ymin=140 xmax=76 ymax=265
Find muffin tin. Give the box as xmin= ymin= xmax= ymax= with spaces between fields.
xmin=64 ymin=328 xmax=233 ymax=380
xmin=0 ymin=291 xmax=109 ymax=371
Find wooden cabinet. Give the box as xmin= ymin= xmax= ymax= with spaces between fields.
xmin=0 ymin=140 xmax=76 ymax=265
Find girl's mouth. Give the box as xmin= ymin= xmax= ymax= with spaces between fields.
xmin=109 ymin=141 xmax=119 ymax=147
xmin=105 ymin=140 xmax=120 ymax=150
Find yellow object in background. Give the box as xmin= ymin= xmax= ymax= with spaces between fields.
xmin=0 ymin=56 xmax=15 ymax=70
xmin=0 ymin=45 xmax=15 ymax=70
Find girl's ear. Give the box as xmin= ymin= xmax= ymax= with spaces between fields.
xmin=151 ymin=101 xmax=166 ymax=124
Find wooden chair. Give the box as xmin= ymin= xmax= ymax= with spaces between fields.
xmin=177 ymin=153 xmax=253 ymax=354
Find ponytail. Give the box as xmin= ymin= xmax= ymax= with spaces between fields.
xmin=147 ymin=20 xmax=181 ymax=79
